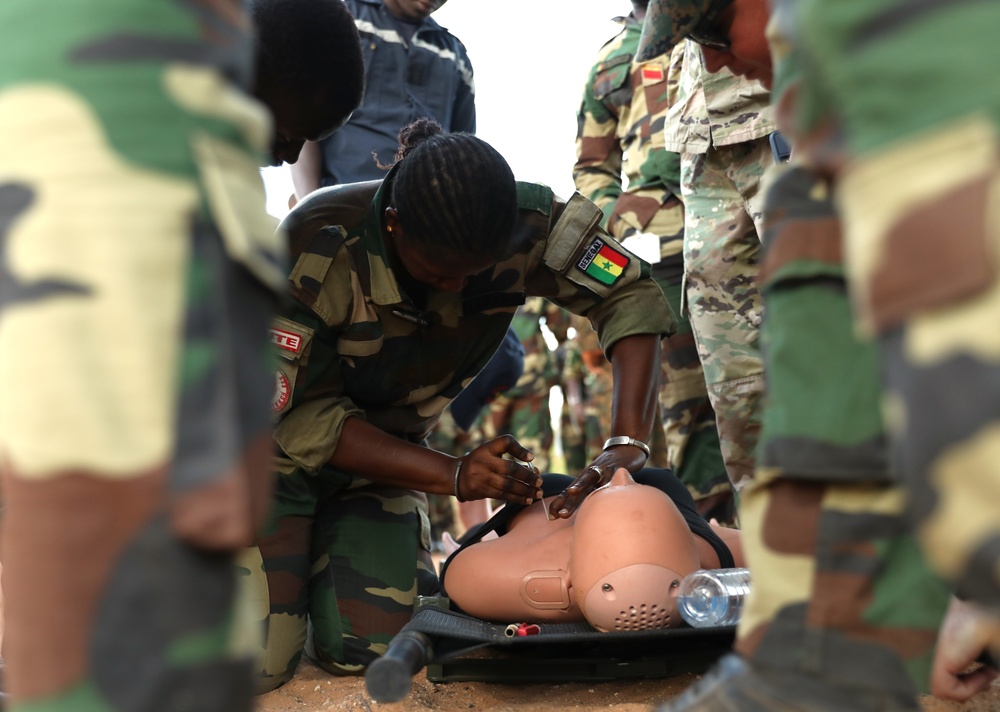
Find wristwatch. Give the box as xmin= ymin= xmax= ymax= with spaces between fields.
xmin=603 ymin=436 xmax=650 ymax=458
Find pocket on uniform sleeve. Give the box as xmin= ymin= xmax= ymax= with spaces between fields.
xmin=270 ymin=316 xmax=314 ymax=415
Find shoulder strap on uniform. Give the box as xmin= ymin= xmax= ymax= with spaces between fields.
xmin=543 ymin=193 xmax=604 ymax=272
xmin=516 ymin=181 xmax=554 ymax=215
xmin=280 ymin=180 xmax=382 ymax=260
xmin=289 ymin=226 xmax=347 ymax=313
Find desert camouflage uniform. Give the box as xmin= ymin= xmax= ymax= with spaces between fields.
xmin=663 ymin=41 xmax=776 ymax=491
xmin=575 ymin=16 xmax=730 ymax=517
xmin=0 ymin=1 xmax=278 ymax=709
xmin=247 ymin=176 xmax=675 ymax=690
xmin=487 ymin=297 xmax=559 ymax=472
xmin=791 ymin=0 xmax=1000 ymax=645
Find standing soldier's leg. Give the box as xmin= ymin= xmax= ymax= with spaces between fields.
xmin=0 ymin=1 xmax=277 ymax=710
xmin=649 ymin=201 xmax=732 ymax=522
xmin=797 ymin=0 xmax=1000 ymax=654
xmin=664 ymin=165 xmax=949 ymax=711
xmin=680 ymin=140 xmax=771 ymax=490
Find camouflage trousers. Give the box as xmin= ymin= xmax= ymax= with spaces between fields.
xmin=732 ymin=165 xmax=949 ymax=708
xmin=244 ymin=468 xmax=438 ymax=693
xmin=0 ymin=1 xmax=278 ymax=709
xmin=560 ymin=400 xmax=589 ymax=474
xmin=796 ymin=0 xmax=1000 ymax=625
xmin=653 ymin=268 xmax=733 ymax=522
xmin=680 ymin=138 xmax=772 ymax=491
xmin=635 ymin=198 xmax=732 ymax=521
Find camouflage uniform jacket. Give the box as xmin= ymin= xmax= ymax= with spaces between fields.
xmin=662 ymin=40 xmax=775 ymax=153
xmin=270 ymin=172 xmax=676 ymax=477
xmin=574 ymin=15 xmax=682 ymax=238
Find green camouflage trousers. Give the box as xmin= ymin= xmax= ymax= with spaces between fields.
xmin=793 ymin=0 xmax=1000 ymax=622
xmin=0 ymin=1 xmax=278 ymax=709
xmin=734 ymin=165 xmax=950 ymax=708
xmin=244 ymin=468 xmax=438 ymax=692
xmin=680 ymin=138 xmax=772 ymax=491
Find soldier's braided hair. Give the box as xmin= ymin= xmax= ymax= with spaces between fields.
xmin=390 ymin=118 xmax=518 ymax=259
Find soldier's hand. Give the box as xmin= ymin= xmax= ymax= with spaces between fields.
xmin=930 ymin=598 xmax=1000 ymax=702
xmin=548 ymin=446 xmax=646 ymax=519
xmin=455 ymin=435 xmax=542 ymax=505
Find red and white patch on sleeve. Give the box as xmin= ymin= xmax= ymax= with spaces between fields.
xmin=271 ymin=327 xmax=302 ymax=354
xmin=272 ymin=370 xmax=290 ymax=412
xmin=641 ymin=63 xmax=665 ymax=85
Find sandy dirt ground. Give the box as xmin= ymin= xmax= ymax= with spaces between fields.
xmin=256 ymin=657 xmax=1000 ymax=712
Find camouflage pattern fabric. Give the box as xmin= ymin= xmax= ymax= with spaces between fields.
xmin=574 ymin=19 xmax=730 ymax=516
xmin=732 ymin=165 xmax=949 ymax=707
xmin=425 ymin=410 xmax=469 ymax=541
xmin=0 ymin=0 xmax=278 ymax=709
xmin=487 ymin=298 xmax=559 ymax=472
xmin=556 ymin=314 xmax=593 ymax=473
xmin=572 ymin=319 xmax=617 ymax=463
xmin=249 ymin=176 xmax=676 ymax=686
xmin=243 ymin=472 xmax=438 ymax=690
xmin=670 ymin=44 xmax=776 ymax=491
xmin=636 ymin=0 xmax=712 ymax=63
xmin=662 ymin=41 xmax=776 ymax=154
xmin=790 ymin=0 xmax=1000 ymax=620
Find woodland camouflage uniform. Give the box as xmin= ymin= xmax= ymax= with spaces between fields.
xmin=245 ymin=174 xmax=675 ymax=691
xmin=0 ymin=0 xmax=278 ymax=709
xmin=574 ymin=13 xmax=731 ymax=518
xmin=487 ymin=297 xmax=559 ymax=473
xmin=790 ymin=0 xmax=1000 ymax=674
xmin=641 ymin=1 xmax=961 ymax=710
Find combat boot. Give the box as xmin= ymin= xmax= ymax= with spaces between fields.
xmin=658 ymin=654 xmax=922 ymax=712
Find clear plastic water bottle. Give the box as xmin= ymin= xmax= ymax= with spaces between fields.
xmin=676 ymin=568 xmax=751 ymax=628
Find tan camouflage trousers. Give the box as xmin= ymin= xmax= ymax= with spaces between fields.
xmin=680 ymin=138 xmax=773 ymax=491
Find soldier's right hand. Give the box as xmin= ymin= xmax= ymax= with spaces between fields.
xmin=454 ymin=435 xmax=543 ymax=505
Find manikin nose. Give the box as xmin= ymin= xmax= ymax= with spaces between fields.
xmin=609 ymin=468 xmax=635 ymax=488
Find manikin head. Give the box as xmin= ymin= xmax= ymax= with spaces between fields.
xmin=568 ymin=469 xmax=700 ymax=631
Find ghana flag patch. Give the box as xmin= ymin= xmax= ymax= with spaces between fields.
xmin=577 ymin=237 xmax=629 ymax=285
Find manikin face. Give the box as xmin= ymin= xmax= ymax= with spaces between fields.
xmin=697 ymin=0 xmax=774 ymax=87
xmin=568 ymin=469 xmax=700 ymax=632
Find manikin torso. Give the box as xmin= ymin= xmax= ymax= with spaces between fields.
xmin=444 ymin=469 xmax=729 ymax=630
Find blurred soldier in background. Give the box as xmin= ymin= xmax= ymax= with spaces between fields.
xmin=641 ymin=1 xmax=987 ymax=710
xmin=0 ymin=0 xmax=363 ymax=708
